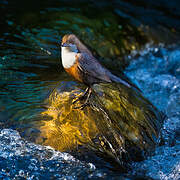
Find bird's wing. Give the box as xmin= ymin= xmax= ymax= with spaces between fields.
xmin=76 ymin=53 xmax=135 ymax=88
xmin=76 ymin=53 xmax=112 ymax=83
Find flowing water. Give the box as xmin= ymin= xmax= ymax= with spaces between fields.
xmin=0 ymin=0 xmax=180 ymax=179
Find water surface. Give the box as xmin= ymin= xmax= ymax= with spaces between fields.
xmin=0 ymin=0 xmax=180 ymax=178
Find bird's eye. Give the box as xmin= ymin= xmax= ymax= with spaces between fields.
xmin=61 ymin=43 xmax=69 ymax=47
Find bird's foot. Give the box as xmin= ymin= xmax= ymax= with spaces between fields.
xmin=72 ymin=87 xmax=90 ymax=104
xmin=73 ymin=87 xmax=92 ymax=109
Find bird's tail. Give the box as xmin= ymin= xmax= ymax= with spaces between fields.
xmin=109 ymin=73 xmax=131 ymax=87
xmin=108 ymin=72 xmax=142 ymax=92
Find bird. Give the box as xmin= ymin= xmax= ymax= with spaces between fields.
xmin=61 ymin=34 xmax=140 ymax=108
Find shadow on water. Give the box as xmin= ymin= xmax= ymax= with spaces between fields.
xmin=0 ymin=0 xmax=179 ymax=172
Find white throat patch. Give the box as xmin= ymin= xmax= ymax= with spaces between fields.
xmin=61 ymin=47 xmax=77 ymax=68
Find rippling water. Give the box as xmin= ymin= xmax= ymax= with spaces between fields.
xmin=0 ymin=0 xmax=153 ymax=139
xmin=0 ymin=0 xmax=180 ymax=179
xmin=0 ymin=43 xmax=179 ymax=180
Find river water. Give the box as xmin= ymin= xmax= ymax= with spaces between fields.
xmin=0 ymin=0 xmax=179 ymax=179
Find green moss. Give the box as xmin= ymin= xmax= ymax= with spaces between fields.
xmin=90 ymin=83 xmax=164 ymax=162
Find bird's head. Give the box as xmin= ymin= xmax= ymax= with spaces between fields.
xmin=61 ymin=34 xmax=79 ymax=53
xmin=61 ymin=34 xmax=92 ymax=55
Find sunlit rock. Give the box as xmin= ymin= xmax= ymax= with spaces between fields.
xmin=40 ymin=84 xmax=99 ymax=152
xmin=41 ymin=81 xmax=165 ymax=166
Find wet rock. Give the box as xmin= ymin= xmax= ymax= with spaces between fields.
xmin=41 ymin=79 xmax=164 ymax=168
xmin=0 ymin=129 xmax=117 ymax=179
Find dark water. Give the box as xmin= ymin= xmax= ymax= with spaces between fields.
xmin=0 ymin=0 xmax=147 ymax=134
xmin=0 ymin=0 xmax=180 ymax=179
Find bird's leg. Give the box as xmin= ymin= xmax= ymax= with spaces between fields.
xmin=72 ymin=87 xmax=90 ymax=105
xmin=83 ymin=88 xmax=92 ymax=104
xmin=73 ymin=88 xmax=92 ymax=110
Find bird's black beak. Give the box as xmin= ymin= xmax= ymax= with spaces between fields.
xmin=61 ymin=43 xmax=69 ymax=47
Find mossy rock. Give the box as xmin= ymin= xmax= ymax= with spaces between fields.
xmin=40 ymin=82 xmax=165 ymax=166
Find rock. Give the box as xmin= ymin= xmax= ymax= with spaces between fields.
xmin=40 ymin=81 xmax=165 ymax=168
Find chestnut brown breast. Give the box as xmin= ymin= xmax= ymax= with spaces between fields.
xmin=64 ymin=58 xmax=83 ymax=83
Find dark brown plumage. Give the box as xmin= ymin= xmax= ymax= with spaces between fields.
xmin=61 ymin=34 xmax=138 ymax=90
